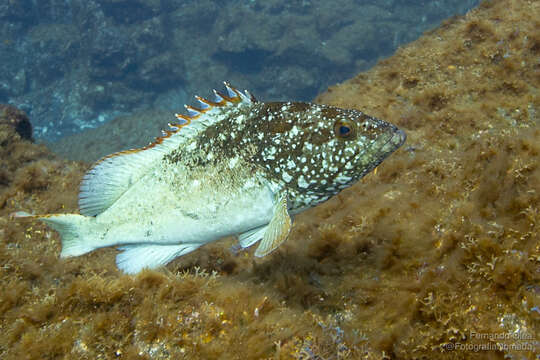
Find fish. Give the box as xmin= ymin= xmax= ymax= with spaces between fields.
xmin=15 ymin=83 xmax=406 ymax=274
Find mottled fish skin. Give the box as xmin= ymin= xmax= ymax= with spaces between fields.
xmin=14 ymin=83 xmax=406 ymax=274
xmin=166 ymin=100 xmax=406 ymax=213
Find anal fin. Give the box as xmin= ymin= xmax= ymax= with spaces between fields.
xmin=116 ymin=243 xmax=201 ymax=274
xmin=254 ymin=193 xmax=292 ymax=257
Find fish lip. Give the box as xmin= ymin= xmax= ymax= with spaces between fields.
xmin=369 ymin=127 xmax=406 ymax=163
xmin=392 ymin=128 xmax=407 ymax=148
xmin=379 ymin=127 xmax=406 ymax=153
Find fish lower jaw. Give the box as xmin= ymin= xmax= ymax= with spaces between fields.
xmin=392 ymin=129 xmax=407 ymax=148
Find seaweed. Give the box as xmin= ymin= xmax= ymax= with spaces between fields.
xmin=1 ymin=0 xmax=539 ymax=359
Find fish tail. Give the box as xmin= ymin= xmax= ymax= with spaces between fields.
xmin=13 ymin=211 xmax=98 ymax=257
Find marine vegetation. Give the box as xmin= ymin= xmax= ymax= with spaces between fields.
xmin=0 ymin=0 xmax=538 ymax=359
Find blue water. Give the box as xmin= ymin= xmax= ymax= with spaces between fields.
xmin=0 ymin=0 xmax=480 ymax=142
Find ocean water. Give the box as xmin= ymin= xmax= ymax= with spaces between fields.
xmin=0 ymin=0 xmax=479 ymax=142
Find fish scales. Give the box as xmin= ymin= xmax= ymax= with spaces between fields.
xmin=14 ymin=83 xmax=406 ymax=274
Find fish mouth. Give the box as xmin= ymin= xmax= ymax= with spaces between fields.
xmin=390 ymin=128 xmax=407 ymax=149
xmin=378 ymin=127 xmax=406 ymax=157
xmin=349 ymin=126 xmax=406 ymax=178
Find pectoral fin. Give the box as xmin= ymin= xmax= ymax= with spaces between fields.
xmin=238 ymin=224 xmax=268 ymax=249
xmin=254 ymin=193 xmax=292 ymax=257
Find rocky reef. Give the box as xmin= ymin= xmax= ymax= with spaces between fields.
xmin=0 ymin=0 xmax=478 ymax=140
xmin=1 ymin=0 xmax=539 ymax=359
xmin=0 ymin=105 xmax=33 ymax=141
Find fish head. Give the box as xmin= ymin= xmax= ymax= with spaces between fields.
xmin=300 ymin=104 xmax=407 ymax=187
xmin=256 ymin=102 xmax=406 ymax=211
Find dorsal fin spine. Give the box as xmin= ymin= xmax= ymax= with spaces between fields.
xmin=238 ymin=91 xmax=251 ymax=103
xmin=195 ymin=96 xmax=211 ymax=109
xmin=212 ymin=90 xmax=224 ymax=104
xmin=175 ymin=113 xmax=192 ymax=122
xmin=224 ymin=82 xmax=238 ymax=98
xmin=245 ymin=90 xmax=257 ymax=103
xmin=184 ymin=105 xmax=202 ymax=117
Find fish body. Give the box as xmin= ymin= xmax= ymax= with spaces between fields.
xmin=17 ymin=83 xmax=406 ymax=274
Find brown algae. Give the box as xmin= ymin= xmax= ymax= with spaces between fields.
xmin=1 ymin=0 xmax=539 ymax=358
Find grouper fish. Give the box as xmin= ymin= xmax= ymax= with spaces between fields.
xmin=16 ymin=83 xmax=406 ymax=274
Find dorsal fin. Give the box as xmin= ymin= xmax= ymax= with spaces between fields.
xmin=79 ymin=82 xmax=257 ymax=216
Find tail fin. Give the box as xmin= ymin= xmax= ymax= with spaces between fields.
xmin=13 ymin=212 xmax=97 ymax=257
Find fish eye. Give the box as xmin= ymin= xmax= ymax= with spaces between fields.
xmin=334 ymin=120 xmax=356 ymax=139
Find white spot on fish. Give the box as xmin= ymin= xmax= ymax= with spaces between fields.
xmin=298 ymin=175 xmax=308 ymax=188
xmin=287 ymin=159 xmax=296 ymax=169
xmin=336 ymin=175 xmax=351 ymax=184
xmin=282 ymin=171 xmax=292 ymax=183
xmin=229 ymin=156 xmax=239 ymax=168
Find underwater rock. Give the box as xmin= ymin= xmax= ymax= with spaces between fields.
xmin=26 ymin=24 xmax=80 ymax=84
xmin=0 ymin=105 xmax=84 ymax=221
xmin=0 ymin=104 xmax=32 ymax=141
xmin=96 ymin=0 xmax=161 ymax=24
xmin=48 ymin=109 xmax=172 ymax=162
xmin=0 ymin=0 xmax=479 ymax=140
xmin=2 ymin=0 xmax=539 ymax=359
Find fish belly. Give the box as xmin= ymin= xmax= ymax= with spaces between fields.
xmin=95 ymin=181 xmax=275 ymax=248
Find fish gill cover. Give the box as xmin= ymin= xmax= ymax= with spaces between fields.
xmin=1 ymin=0 xmax=539 ymax=359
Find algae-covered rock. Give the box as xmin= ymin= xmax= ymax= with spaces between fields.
xmin=0 ymin=104 xmax=32 ymax=141
xmin=1 ymin=1 xmax=539 ymax=359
